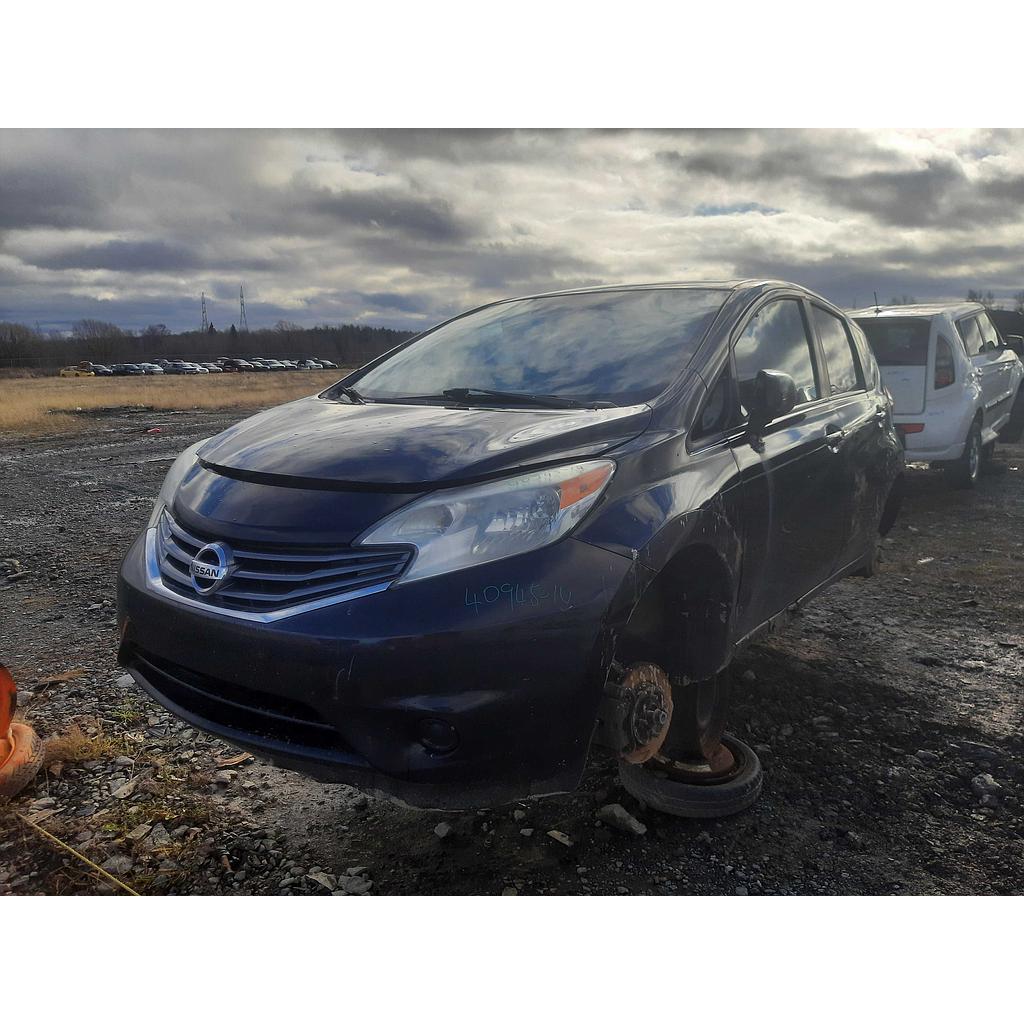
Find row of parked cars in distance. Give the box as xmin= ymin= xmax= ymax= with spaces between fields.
xmin=59 ymin=356 xmax=339 ymax=377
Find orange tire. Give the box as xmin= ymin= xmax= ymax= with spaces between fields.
xmin=0 ymin=722 xmax=44 ymax=799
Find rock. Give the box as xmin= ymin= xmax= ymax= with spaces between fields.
xmin=845 ymin=831 xmax=866 ymax=850
xmin=978 ymin=794 xmax=1000 ymax=809
xmin=970 ymin=773 xmax=1002 ymax=798
xmin=735 ymin=885 xmax=749 ymax=895
xmin=501 ymin=886 xmax=518 ymax=896
xmin=915 ymin=749 xmax=939 ymax=766
xmin=346 ymin=865 xmax=369 ymax=876
xmin=434 ymin=822 xmax=453 ymax=840
xmin=307 ymin=871 xmax=338 ymax=891
xmin=342 ymin=875 xmax=373 ymax=895
xmin=961 ymin=660 xmax=987 ymax=673
xmin=596 ymin=803 xmax=647 ymax=836
xmin=143 ymin=823 xmax=172 ymax=851
xmin=519 ymin=828 xmax=534 ymax=837
xmin=547 ymin=829 xmax=573 ymax=847
xmin=512 ymin=809 xmax=527 ymax=822
xmin=101 ymin=855 xmax=134 ymax=875
xmin=779 ymin=724 xmax=794 ymax=738
xmin=740 ymin=669 xmax=756 ymax=684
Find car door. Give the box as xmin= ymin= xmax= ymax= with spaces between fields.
xmin=975 ymin=310 xmax=1020 ymax=429
xmin=808 ymin=303 xmax=884 ymax=570
xmin=728 ymin=295 xmax=849 ymax=620
xmin=957 ymin=314 xmax=997 ymax=420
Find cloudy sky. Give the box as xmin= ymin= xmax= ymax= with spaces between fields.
xmin=2 ymin=128 xmax=1023 ymax=334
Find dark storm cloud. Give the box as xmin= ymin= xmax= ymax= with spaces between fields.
xmin=301 ymin=185 xmax=472 ymax=241
xmin=34 ymin=240 xmax=204 ymax=272
xmin=659 ymin=136 xmax=1017 ymax=229
xmin=31 ymin=239 xmax=283 ymax=274
xmin=0 ymin=166 xmax=104 ymax=229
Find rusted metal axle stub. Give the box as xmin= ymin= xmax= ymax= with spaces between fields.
xmin=619 ymin=662 xmax=673 ymax=764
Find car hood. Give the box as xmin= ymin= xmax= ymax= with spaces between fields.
xmin=197 ymin=396 xmax=651 ymax=489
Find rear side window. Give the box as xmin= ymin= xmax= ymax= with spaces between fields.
xmin=934 ymin=336 xmax=955 ymax=389
xmin=856 ymin=318 xmax=930 ymax=365
xmin=733 ymin=299 xmax=819 ymax=409
xmin=812 ymin=306 xmax=861 ymax=395
xmin=957 ymin=316 xmax=985 ymax=356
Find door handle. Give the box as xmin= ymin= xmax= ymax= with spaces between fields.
xmin=824 ymin=423 xmax=846 ymax=451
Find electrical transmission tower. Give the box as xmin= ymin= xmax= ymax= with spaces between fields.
xmin=201 ymin=292 xmax=210 ymax=333
xmin=239 ymin=285 xmax=249 ymax=332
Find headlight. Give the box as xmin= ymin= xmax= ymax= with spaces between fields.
xmin=146 ymin=438 xmax=209 ymax=529
xmin=357 ymin=459 xmax=615 ymax=584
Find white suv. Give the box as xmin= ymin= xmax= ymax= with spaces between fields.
xmin=850 ymin=302 xmax=1024 ymax=487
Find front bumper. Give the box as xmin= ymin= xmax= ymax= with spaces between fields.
xmin=117 ymin=530 xmax=642 ymax=809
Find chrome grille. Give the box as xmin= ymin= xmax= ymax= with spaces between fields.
xmin=154 ymin=510 xmax=412 ymax=615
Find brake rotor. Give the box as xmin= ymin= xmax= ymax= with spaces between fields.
xmin=619 ymin=662 xmax=673 ymax=764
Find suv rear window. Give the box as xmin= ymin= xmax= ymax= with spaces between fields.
xmin=856 ymin=318 xmax=930 ymax=365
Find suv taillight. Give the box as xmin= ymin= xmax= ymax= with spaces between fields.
xmin=935 ymin=337 xmax=955 ymax=389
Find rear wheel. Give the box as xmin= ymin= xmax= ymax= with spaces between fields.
xmin=947 ymin=421 xmax=982 ymax=489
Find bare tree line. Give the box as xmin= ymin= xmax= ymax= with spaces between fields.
xmin=0 ymin=319 xmax=413 ymax=369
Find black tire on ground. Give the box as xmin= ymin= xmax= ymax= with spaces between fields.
xmin=998 ymin=388 xmax=1024 ymax=444
xmin=618 ymin=733 xmax=763 ymax=819
xmin=947 ymin=421 xmax=982 ymax=489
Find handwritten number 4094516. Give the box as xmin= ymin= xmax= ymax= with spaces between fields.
xmin=465 ymin=582 xmax=574 ymax=614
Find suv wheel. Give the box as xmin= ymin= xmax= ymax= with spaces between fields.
xmin=948 ymin=421 xmax=982 ymax=489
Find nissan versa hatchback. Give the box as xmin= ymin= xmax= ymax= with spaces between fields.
xmin=851 ymin=302 xmax=1024 ymax=487
xmin=118 ymin=282 xmax=903 ymax=815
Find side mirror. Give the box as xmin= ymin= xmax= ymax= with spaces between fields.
xmin=746 ymin=369 xmax=799 ymax=434
xmin=1005 ymin=334 xmax=1024 ymax=357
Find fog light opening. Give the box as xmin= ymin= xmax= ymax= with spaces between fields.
xmin=418 ymin=717 xmax=459 ymax=755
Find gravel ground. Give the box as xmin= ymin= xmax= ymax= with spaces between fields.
xmin=2 ymin=405 xmax=1023 ymax=895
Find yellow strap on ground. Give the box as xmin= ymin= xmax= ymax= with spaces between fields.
xmin=9 ymin=810 xmax=142 ymax=896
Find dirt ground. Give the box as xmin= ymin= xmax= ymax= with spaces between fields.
xmin=2 ymin=404 xmax=1022 ymax=896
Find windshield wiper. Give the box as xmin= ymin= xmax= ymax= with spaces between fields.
xmin=335 ymin=385 xmax=365 ymax=404
xmin=441 ymin=387 xmax=594 ymax=409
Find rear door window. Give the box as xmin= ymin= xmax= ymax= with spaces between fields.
xmin=976 ymin=311 xmax=1001 ymax=351
xmin=733 ymin=298 xmax=819 ymax=410
xmin=812 ymin=305 xmax=862 ymax=395
xmin=957 ymin=315 xmax=985 ymax=356
xmin=856 ymin=318 xmax=930 ymax=365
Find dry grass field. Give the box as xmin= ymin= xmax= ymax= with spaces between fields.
xmin=0 ymin=370 xmax=348 ymax=434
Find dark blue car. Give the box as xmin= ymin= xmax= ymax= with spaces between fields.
xmin=117 ymin=282 xmax=903 ymax=812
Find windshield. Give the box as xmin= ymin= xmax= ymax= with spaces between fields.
xmin=347 ymin=288 xmax=728 ymax=406
xmin=856 ymin=317 xmax=931 ymax=366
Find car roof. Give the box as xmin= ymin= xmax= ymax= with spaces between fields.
xmin=849 ymin=301 xmax=985 ymax=320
